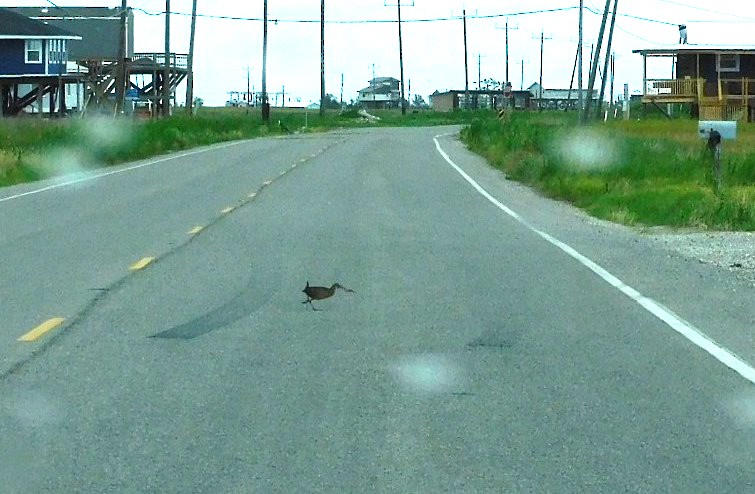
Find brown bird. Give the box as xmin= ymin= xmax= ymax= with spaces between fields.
xmin=302 ymin=281 xmax=355 ymax=311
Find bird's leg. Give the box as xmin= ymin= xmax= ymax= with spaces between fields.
xmin=302 ymin=298 xmax=321 ymax=311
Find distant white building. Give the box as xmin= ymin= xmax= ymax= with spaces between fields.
xmin=357 ymin=77 xmax=401 ymax=109
xmin=528 ymin=82 xmax=598 ymax=110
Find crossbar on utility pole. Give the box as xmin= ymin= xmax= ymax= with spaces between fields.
xmin=495 ymin=20 xmax=518 ymax=86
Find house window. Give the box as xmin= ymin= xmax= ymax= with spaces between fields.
xmin=25 ymin=39 xmax=43 ymax=63
xmin=717 ymin=53 xmax=740 ymax=73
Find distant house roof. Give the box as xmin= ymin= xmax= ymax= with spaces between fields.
xmin=358 ymin=85 xmax=396 ymax=95
xmin=633 ymin=44 xmax=755 ymax=56
xmin=8 ymin=6 xmax=131 ymax=60
xmin=370 ymin=76 xmax=399 ymax=84
xmin=0 ymin=7 xmax=80 ymax=39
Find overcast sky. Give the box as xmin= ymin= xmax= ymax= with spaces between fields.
xmin=3 ymin=0 xmax=754 ymax=106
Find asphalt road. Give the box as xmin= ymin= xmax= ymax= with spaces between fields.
xmin=0 ymin=126 xmax=753 ymax=492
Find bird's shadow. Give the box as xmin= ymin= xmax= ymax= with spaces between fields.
xmin=150 ymin=281 xmax=274 ymax=340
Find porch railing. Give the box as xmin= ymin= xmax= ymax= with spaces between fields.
xmin=132 ymin=53 xmax=188 ymax=70
xmin=644 ymin=78 xmax=702 ymax=97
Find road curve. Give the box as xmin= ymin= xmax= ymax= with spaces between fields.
xmin=0 ymin=126 xmax=753 ymax=492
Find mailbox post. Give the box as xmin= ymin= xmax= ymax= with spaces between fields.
xmin=698 ymin=120 xmax=736 ymax=194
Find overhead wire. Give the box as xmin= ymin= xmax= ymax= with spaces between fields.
xmin=129 ymin=5 xmax=580 ymax=24
xmin=653 ymin=0 xmax=755 ymax=21
xmin=123 ymin=1 xmax=755 ymax=29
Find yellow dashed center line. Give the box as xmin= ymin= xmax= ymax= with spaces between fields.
xmin=129 ymin=257 xmax=155 ymax=271
xmin=188 ymin=226 xmax=204 ymax=235
xmin=18 ymin=317 xmax=65 ymax=342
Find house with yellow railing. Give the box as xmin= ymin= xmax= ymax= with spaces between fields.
xmin=633 ymin=45 xmax=755 ymax=122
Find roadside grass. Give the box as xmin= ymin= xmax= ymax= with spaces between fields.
xmin=461 ymin=112 xmax=755 ymax=231
xmin=0 ymin=107 xmax=474 ymax=189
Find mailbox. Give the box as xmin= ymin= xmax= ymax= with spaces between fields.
xmin=698 ymin=120 xmax=737 ymax=140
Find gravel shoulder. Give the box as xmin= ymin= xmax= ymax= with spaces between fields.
xmin=643 ymin=229 xmax=755 ymax=285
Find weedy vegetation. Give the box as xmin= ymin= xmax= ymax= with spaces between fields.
xmin=461 ymin=111 xmax=755 ymax=231
xmin=0 ymin=107 xmax=471 ymax=188
xmin=4 ymin=107 xmax=754 ymax=231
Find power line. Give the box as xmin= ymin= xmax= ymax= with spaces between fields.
xmin=129 ymin=6 xmax=579 ymax=24
xmin=44 ymin=0 xmax=66 ymax=12
xmin=653 ymin=0 xmax=755 ymax=21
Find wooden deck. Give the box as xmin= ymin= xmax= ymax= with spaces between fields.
xmin=641 ymin=77 xmax=754 ymax=121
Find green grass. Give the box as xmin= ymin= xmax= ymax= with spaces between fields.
xmin=461 ymin=112 xmax=755 ymax=231
xmin=0 ymin=107 xmax=477 ymax=189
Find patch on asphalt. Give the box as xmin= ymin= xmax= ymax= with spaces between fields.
xmin=466 ymin=329 xmax=516 ymax=350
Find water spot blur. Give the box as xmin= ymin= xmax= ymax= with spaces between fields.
xmin=50 ymin=147 xmax=92 ymax=178
xmin=390 ymin=354 xmax=463 ymax=394
xmin=726 ymin=390 xmax=755 ymax=428
xmin=79 ymin=116 xmax=132 ymax=150
xmin=3 ymin=390 xmax=65 ymax=428
xmin=712 ymin=390 xmax=755 ymax=468
xmin=557 ymin=129 xmax=618 ymax=171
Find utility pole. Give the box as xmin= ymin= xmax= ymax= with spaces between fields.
xmin=535 ymin=31 xmax=551 ymax=111
xmin=582 ymin=0 xmax=612 ymax=123
xmin=567 ymin=43 xmax=580 ymax=109
xmin=578 ymin=0 xmax=583 ymax=112
xmin=163 ymin=0 xmax=170 ymax=117
xmin=320 ymin=0 xmax=325 ymax=116
xmin=495 ymin=20 xmax=518 ymax=85
xmin=115 ymin=0 xmax=128 ymax=115
xmin=506 ymin=19 xmax=510 ymax=84
xmin=463 ymin=9 xmax=469 ymax=109
xmin=247 ymin=66 xmax=251 ymax=107
xmin=396 ymin=0 xmax=406 ymax=115
xmin=340 ymin=73 xmax=344 ymax=108
xmin=539 ymin=31 xmax=544 ymax=111
xmin=521 ymin=59 xmax=524 ymax=90
xmin=495 ymin=20 xmax=518 ymax=108
xmin=478 ymin=53 xmax=481 ymax=89
xmin=597 ymin=0 xmax=619 ymax=118
xmin=185 ymin=0 xmax=197 ymax=115
xmin=610 ymin=53 xmax=615 ymax=111
xmin=261 ymin=0 xmax=270 ymax=122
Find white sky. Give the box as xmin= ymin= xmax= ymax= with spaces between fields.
xmin=3 ymin=0 xmax=755 ymax=106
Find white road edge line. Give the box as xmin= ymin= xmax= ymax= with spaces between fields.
xmin=433 ymin=133 xmax=755 ymax=385
xmin=0 ymin=140 xmax=246 ymax=204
